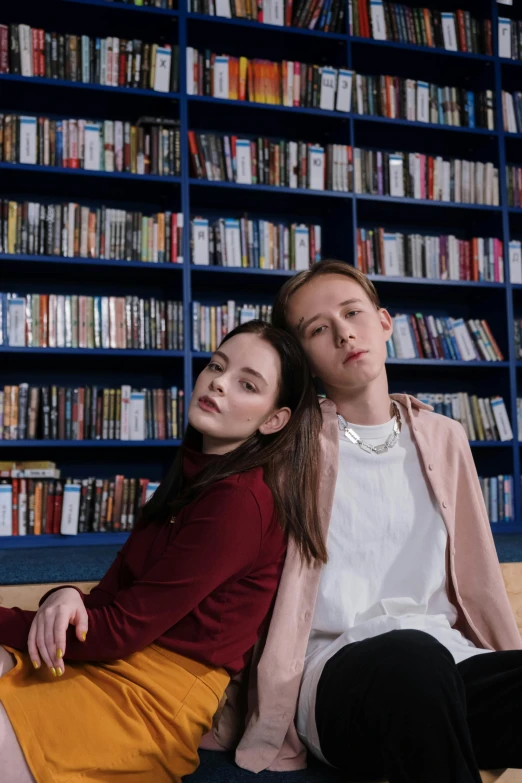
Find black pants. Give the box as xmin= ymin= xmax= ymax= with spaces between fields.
xmin=315 ymin=630 xmax=522 ymax=783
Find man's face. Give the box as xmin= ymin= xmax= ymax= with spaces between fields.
xmin=286 ymin=275 xmax=393 ymax=394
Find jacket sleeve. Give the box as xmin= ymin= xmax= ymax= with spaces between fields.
xmin=0 ymin=543 xmax=129 ymax=651
xmin=59 ymin=483 xmax=263 ymax=661
xmin=452 ymin=423 xmax=521 ymax=650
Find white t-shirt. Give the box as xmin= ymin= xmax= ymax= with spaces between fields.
xmin=297 ymin=408 xmax=490 ymax=762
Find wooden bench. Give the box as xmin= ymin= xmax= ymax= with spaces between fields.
xmin=2 ymin=564 xmax=522 ymax=783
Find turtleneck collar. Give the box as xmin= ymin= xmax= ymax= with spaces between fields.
xmin=182 ymin=444 xmax=225 ymax=481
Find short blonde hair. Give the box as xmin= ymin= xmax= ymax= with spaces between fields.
xmin=272 ymin=260 xmax=380 ymax=330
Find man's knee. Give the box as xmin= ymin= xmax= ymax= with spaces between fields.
xmin=373 ymin=630 xmax=460 ymax=701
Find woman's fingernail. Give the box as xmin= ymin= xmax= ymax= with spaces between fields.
xmin=81 ymin=632 xmax=87 ymax=641
xmin=56 ymin=668 xmax=63 ymax=677
xmin=50 ymin=667 xmax=57 ymax=677
xmin=56 ymin=649 xmax=63 ymax=659
xmin=32 ymin=660 xmax=40 ymax=670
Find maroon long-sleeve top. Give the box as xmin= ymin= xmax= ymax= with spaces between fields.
xmin=0 ymin=448 xmax=287 ymax=675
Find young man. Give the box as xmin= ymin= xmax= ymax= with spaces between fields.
xmin=203 ymin=260 xmax=522 ymax=783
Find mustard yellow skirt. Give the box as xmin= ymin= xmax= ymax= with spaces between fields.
xmin=0 ymin=644 xmax=229 ymax=783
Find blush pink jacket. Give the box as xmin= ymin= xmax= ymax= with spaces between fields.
xmin=200 ymin=394 xmax=522 ymax=772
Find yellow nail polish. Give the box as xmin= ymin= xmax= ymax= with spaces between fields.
xmin=82 ymin=632 xmax=87 ymax=641
xmin=32 ymin=660 xmax=40 ymax=670
xmin=50 ymin=667 xmax=56 ymax=677
xmin=56 ymin=649 xmax=63 ymax=658
xmin=56 ymin=668 xmax=63 ymax=677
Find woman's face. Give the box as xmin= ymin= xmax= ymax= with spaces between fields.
xmin=188 ymin=332 xmax=291 ymax=454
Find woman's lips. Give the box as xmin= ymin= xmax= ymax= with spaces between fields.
xmin=198 ymin=396 xmax=220 ymax=413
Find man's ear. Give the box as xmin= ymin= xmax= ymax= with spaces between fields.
xmin=259 ymin=407 xmax=291 ymax=436
xmin=378 ymin=308 xmax=393 ymax=343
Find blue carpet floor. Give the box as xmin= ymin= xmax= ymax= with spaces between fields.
xmin=183 ymin=751 xmax=343 ymax=782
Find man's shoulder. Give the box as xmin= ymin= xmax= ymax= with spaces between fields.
xmin=411 ymin=402 xmax=468 ymax=443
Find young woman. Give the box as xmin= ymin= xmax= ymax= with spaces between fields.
xmin=0 ymin=320 xmax=325 ymax=783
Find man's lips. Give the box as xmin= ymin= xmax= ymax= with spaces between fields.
xmin=198 ymin=396 xmax=221 ymax=413
xmin=343 ymin=350 xmax=367 ymax=364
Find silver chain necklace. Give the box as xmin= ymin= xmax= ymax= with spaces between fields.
xmin=337 ymin=401 xmax=402 ymax=455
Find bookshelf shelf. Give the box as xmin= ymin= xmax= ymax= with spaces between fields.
xmin=0 ymin=163 xmax=182 ymax=184
xmin=367 ymin=275 xmax=505 ymax=289
xmin=352 ymin=115 xmax=498 ymax=136
xmin=0 ymin=347 xmax=184 ymax=358
xmin=385 ymin=359 xmax=510 ymax=368
xmin=0 ymin=254 xmax=183 ymax=271
xmin=185 ymin=12 xmax=347 ymax=39
xmin=1 ymin=0 xmax=520 ymax=555
xmin=0 ymin=532 xmax=131 ymax=549
xmin=349 ymin=36 xmax=496 ymax=62
xmin=190 ymin=264 xmax=294 ymax=277
xmin=63 ymin=0 xmax=179 ymax=16
xmin=188 ymin=179 xmax=350 ymax=198
xmin=0 ymin=74 xmax=181 ymax=101
xmin=0 ymin=440 xmax=182 ymax=447
xmin=469 ymin=442 xmax=514 ymax=448
xmin=354 ymin=194 xmax=502 ymax=211
xmin=187 ymin=97 xmax=497 ymax=134
xmin=188 ymin=94 xmax=349 ymax=119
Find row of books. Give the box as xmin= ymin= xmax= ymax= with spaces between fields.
xmin=0 ymin=24 xmax=180 ymax=93
xmin=502 ymin=91 xmax=522 ymax=135
xmin=387 ymin=315 xmax=503 ymax=363
xmin=356 ymin=230 xmax=504 ymax=283
xmin=0 ymin=114 xmax=181 ymax=177
xmin=516 ymin=398 xmax=522 ymax=440
xmin=188 ymin=131 xmax=328 ymax=190
xmin=1 ymin=294 xmax=184 ymax=351
xmin=416 ymin=393 xmax=513 ymax=442
xmin=186 ymin=49 xmax=352 ymax=112
xmin=352 ymin=150 xmax=498 ymax=205
xmin=188 ymin=133 xmax=500 ymax=204
xmin=350 ymin=2 xmax=492 ymax=55
xmin=498 ymin=17 xmax=522 ymax=61
xmin=187 ymin=0 xmax=345 ymax=32
xmin=109 ymin=0 xmax=174 ymax=6
xmin=506 ymin=168 xmax=522 ymax=209
xmin=512 ymin=320 xmax=522 ymax=360
xmin=0 ymin=201 xmax=184 ymax=263
xmin=186 ymin=52 xmax=493 ymax=131
xmin=0 ymin=467 xmax=159 ymax=536
xmin=479 ymin=475 xmax=514 ymax=524
xmin=352 ymin=75 xmax=493 ymax=130
xmin=0 ymin=466 xmax=515 ymax=536
xmin=191 ymin=217 xmax=320 ymax=270
xmin=192 ymin=301 xmax=273 ymax=352
xmin=0 ymin=385 xmax=184 ymax=442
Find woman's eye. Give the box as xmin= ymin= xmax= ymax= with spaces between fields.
xmin=311 ymin=325 xmax=326 ymax=337
xmin=242 ymin=381 xmax=256 ymax=392
xmin=208 ymin=361 xmax=222 ymax=372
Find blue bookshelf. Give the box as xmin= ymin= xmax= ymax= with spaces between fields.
xmin=2 ymin=0 xmax=522 ymax=564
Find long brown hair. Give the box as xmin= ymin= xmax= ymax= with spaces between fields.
xmin=138 ymin=320 xmax=327 ymax=564
xmin=272 ymin=259 xmax=380 ymax=330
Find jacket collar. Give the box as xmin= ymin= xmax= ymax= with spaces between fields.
xmin=320 ymin=393 xmax=433 ymax=423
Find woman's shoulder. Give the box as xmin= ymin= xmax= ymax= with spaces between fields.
xmin=222 ymin=466 xmax=274 ymax=504
xmin=195 ymin=467 xmax=275 ymax=524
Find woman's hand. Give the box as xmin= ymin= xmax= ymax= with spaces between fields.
xmin=28 ymin=588 xmax=88 ymax=675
